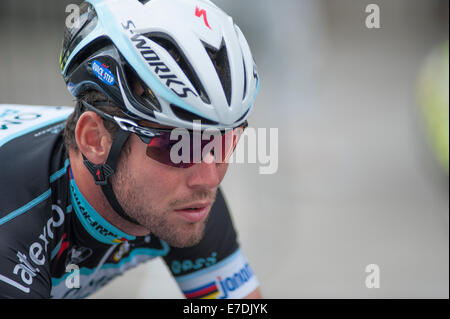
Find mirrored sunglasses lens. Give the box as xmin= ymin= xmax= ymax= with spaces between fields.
xmin=145 ymin=132 xmax=194 ymax=168
xmin=144 ymin=125 xmax=246 ymax=168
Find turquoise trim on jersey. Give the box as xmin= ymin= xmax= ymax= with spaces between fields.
xmin=175 ymin=248 xmax=242 ymax=284
xmin=0 ymin=189 xmax=51 ymax=226
xmin=69 ymin=175 xmax=136 ymax=245
xmin=51 ymin=246 xmax=169 ymax=287
xmin=50 ymin=158 xmax=70 ymax=183
xmin=0 ymin=114 xmax=70 ymax=148
xmin=0 ymin=158 xmax=72 ymax=226
xmin=51 ymin=236 xmax=63 ymax=260
xmin=74 ymin=0 xmax=210 ymax=120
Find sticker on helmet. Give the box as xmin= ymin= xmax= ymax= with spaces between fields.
xmin=92 ymin=60 xmax=116 ymax=86
xmin=195 ymin=6 xmax=212 ymax=30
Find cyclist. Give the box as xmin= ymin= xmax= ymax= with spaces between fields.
xmin=0 ymin=0 xmax=261 ymax=298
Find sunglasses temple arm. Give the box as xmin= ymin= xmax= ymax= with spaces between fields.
xmin=81 ymin=100 xmax=116 ymax=123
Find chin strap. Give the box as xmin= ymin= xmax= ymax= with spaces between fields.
xmin=82 ymin=130 xmax=141 ymax=225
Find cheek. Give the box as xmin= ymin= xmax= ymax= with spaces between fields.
xmin=126 ymin=137 xmax=184 ymax=194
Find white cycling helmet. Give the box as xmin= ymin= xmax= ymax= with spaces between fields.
xmin=60 ymin=0 xmax=260 ymax=130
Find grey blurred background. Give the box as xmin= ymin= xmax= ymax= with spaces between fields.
xmin=0 ymin=0 xmax=448 ymax=298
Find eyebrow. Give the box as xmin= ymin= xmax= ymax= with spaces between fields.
xmin=137 ymin=121 xmax=174 ymax=131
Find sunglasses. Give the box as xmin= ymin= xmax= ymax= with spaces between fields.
xmin=80 ymin=101 xmax=247 ymax=168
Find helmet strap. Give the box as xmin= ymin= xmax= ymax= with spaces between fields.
xmin=82 ymin=130 xmax=141 ymax=226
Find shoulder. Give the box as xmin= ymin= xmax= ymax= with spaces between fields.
xmin=0 ymin=104 xmax=73 ymax=222
xmin=0 ymin=104 xmax=73 ymax=149
xmin=0 ymin=104 xmax=73 ymax=298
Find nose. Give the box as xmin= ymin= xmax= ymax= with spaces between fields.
xmin=186 ymin=152 xmax=220 ymax=190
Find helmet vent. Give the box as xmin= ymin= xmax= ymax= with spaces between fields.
xmin=65 ymin=36 xmax=112 ymax=77
xmin=61 ymin=2 xmax=98 ymax=72
xmin=145 ymin=33 xmax=211 ymax=105
xmin=124 ymin=64 xmax=162 ymax=113
xmin=170 ymin=104 xmax=218 ymax=125
xmin=203 ymin=40 xmax=232 ymax=107
xmin=242 ymin=58 xmax=247 ymax=101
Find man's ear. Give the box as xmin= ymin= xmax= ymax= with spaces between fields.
xmin=75 ymin=111 xmax=112 ymax=164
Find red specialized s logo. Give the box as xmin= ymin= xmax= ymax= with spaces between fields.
xmin=195 ymin=6 xmax=212 ymax=30
xmin=56 ymin=233 xmax=70 ymax=261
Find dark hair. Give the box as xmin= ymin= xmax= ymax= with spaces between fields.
xmin=63 ymin=90 xmax=125 ymax=152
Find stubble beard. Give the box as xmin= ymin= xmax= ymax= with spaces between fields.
xmin=111 ymin=155 xmax=216 ymax=248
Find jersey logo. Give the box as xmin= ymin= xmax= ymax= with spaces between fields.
xmin=171 ymin=252 xmax=218 ymax=275
xmin=121 ymin=20 xmax=198 ymax=99
xmin=65 ymin=246 xmax=93 ymax=266
xmin=56 ymin=233 xmax=70 ymax=261
xmin=217 ymin=263 xmax=254 ymax=299
xmin=195 ymin=6 xmax=212 ymax=30
xmin=0 ymin=204 xmax=65 ymax=294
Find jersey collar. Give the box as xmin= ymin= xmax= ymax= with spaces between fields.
xmin=68 ymin=166 xmax=136 ymax=245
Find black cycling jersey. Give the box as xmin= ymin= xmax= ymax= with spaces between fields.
xmin=0 ymin=104 xmax=258 ymax=299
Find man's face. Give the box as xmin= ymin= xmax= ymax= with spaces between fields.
xmin=111 ymin=126 xmax=229 ymax=248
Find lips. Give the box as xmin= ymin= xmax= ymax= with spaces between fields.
xmin=174 ymin=202 xmax=212 ymax=223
